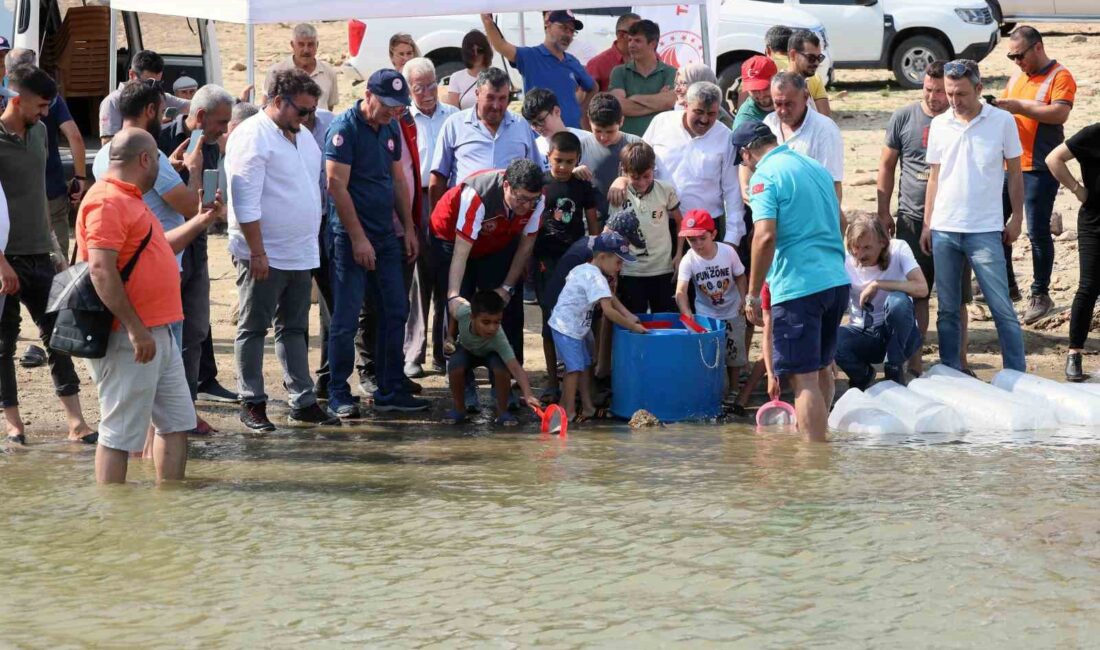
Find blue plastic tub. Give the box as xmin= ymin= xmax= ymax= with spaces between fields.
xmin=611 ymin=313 xmax=725 ymax=422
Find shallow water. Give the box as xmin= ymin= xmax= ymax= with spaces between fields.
xmin=2 ymin=422 xmax=1099 ymax=648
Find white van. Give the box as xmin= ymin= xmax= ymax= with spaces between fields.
xmin=344 ymin=2 xmax=833 ymax=95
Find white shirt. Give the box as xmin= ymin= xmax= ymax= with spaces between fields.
xmin=764 ymin=108 xmax=844 ymax=182
xmin=411 ymin=101 xmax=458 ymax=189
xmin=549 ymin=263 xmax=612 ymax=339
xmin=677 ymin=243 xmax=746 ymax=320
xmin=926 ymin=104 xmax=1023 ymax=233
xmin=447 ymin=69 xmax=479 ymax=110
xmin=642 ymin=111 xmax=745 ymax=244
xmin=0 ymin=181 xmax=8 ymax=251
xmin=225 ymin=110 xmax=322 ymax=271
xmin=845 ymin=240 xmax=920 ymax=328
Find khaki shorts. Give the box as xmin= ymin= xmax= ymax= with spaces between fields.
xmin=722 ymin=314 xmax=748 ymax=368
xmin=85 ymin=326 xmax=196 ymax=452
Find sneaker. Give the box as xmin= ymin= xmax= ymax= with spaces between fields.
xmin=404 ymin=362 xmax=425 ymax=379
xmin=374 ymin=391 xmax=430 ymax=412
xmin=289 ymin=402 xmax=341 ymax=426
xmin=323 ymin=399 xmax=360 ymax=420
xmin=197 ymin=380 xmax=240 ymax=403
xmin=240 ymin=402 xmax=276 ymax=432
xmin=358 ymin=375 xmax=379 ymax=397
xmin=403 ymin=376 xmax=424 ymax=395
xmin=442 ymin=409 xmax=467 ymax=425
xmin=523 ymin=284 xmax=538 ymax=305
xmin=1022 ymin=294 xmax=1054 ymax=325
xmin=315 ymin=382 xmax=329 ymax=401
xmin=1065 ymin=352 xmax=1087 ymax=382
xmin=883 ymin=364 xmax=908 ymax=386
xmin=430 ymin=361 xmax=447 ymax=375
xmin=495 ymin=412 xmax=520 ymax=427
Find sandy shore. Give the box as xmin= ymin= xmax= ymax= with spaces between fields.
xmin=7 ymin=22 xmax=1100 ymax=441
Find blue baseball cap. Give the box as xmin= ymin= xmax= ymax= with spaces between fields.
xmin=729 ymin=120 xmax=774 ymax=165
xmin=546 ymin=10 xmax=584 ymax=31
xmin=368 ymin=69 xmax=411 ymax=108
xmin=605 ymin=208 xmax=644 ymax=249
xmin=592 ymin=231 xmax=635 ymax=262
xmin=0 ymin=36 xmax=10 ymax=52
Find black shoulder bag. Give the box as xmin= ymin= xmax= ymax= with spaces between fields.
xmin=46 ymin=227 xmax=153 ymax=359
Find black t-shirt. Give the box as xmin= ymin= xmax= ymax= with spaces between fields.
xmin=157 ymin=115 xmax=221 ymax=185
xmin=533 ymin=174 xmax=598 ymax=259
xmin=1065 ymin=123 xmax=1100 ymax=225
xmin=541 ymin=235 xmax=596 ymax=314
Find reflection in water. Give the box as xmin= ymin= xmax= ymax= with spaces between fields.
xmin=2 ymin=422 xmax=1098 ymax=646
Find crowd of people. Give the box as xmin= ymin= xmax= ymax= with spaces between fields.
xmin=0 ymin=16 xmax=1096 ymax=482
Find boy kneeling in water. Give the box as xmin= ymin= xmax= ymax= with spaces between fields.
xmin=549 ymin=232 xmax=648 ymax=421
xmin=445 ymin=291 xmax=540 ymax=426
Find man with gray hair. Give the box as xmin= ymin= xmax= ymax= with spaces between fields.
xmin=158 ymin=84 xmax=239 ymax=409
xmin=632 ymin=81 xmax=743 ymax=245
xmin=230 ymin=102 xmax=259 ymax=130
xmin=263 ymin=23 xmax=339 ymax=111
xmin=764 ymin=71 xmax=844 ymax=213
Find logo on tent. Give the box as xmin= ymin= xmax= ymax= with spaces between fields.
xmin=658 ymin=30 xmax=703 ymax=68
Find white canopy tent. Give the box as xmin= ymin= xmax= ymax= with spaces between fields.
xmin=108 ymin=0 xmax=719 ymax=91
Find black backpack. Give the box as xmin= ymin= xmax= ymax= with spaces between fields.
xmin=46 ymin=227 xmax=152 ymax=359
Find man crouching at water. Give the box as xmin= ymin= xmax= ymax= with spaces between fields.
xmin=735 ymin=121 xmax=849 ymax=441
xmin=80 ymin=128 xmax=224 ymax=483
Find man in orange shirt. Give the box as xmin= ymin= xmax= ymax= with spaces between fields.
xmin=79 ymin=127 xmax=224 ymax=484
xmin=994 ymin=26 xmax=1075 ymax=323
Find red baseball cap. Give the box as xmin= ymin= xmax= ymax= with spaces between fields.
xmin=679 ymin=209 xmax=716 ymax=237
xmin=741 ymin=55 xmax=778 ymax=92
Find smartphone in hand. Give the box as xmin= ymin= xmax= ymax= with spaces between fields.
xmin=983 ymin=94 xmax=998 ymax=105
xmin=202 ymin=168 xmax=219 ymax=205
xmin=187 ymin=129 xmax=204 ymax=154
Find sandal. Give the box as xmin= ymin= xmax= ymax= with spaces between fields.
xmin=19 ymin=345 xmax=46 ymax=369
xmin=77 ymin=431 xmax=98 ymax=445
xmin=441 ymin=409 xmax=467 ymax=425
xmin=6 ymin=434 xmax=25 ymax=445
xmin=494 ymin=413 xmax=520 ymax=427
xmin=539 ymin=387 xmax=561 ymax=405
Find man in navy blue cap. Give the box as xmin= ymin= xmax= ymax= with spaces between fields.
xmin=480 ymin=11 xmax=596 ymax=129
xmin=324 ymin=69 xmax=429 ymax=416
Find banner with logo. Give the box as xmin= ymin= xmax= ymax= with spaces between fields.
xmin=632 ymin=0 xmax=719 ymax=69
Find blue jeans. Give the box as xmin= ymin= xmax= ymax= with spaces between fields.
xmin=835 ymin=292 xmax=922 ymax=388
xmin=1002 ymin=170 xmax=1059 ymax=296
xmin=328 ymin=231 xmax=409 ymax=402
xmin=932 ymin=230 xmax=1025 ymax=371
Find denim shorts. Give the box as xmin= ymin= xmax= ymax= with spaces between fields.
xmin=551 ymin=328 xmax=593 ymax=373
xmin=771 ymin=284 xmax=849 ymax=377
xmin=447 ymin=345 xmax=507 ymax=374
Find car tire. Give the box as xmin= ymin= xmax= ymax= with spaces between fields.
xmin=999 ymin=22 xmax=1016 ymax=37
xmin=891 ymin=35 xmax=949 ymax=90
xmin=717 ymin=58 xmax=747 ymax=107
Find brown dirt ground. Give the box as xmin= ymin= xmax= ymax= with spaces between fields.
xmin=10 ymin=22 xmax=1100 ymax=441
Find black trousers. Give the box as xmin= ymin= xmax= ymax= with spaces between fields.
xmin=0 ymin=254 xmax=80 ymax=407
xmin=1070 ymin=217 xmax=1100 ymax=349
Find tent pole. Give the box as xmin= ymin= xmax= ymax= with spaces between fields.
xmin=108 ymin=9 xmax=118 ymax=90
xmin=246 ymin=24 xmax=255 ymax=103
xmin=517 ymin=12 xmax=526 ymax=46
xmin=699 ymin=2 xmax=712 ymax=69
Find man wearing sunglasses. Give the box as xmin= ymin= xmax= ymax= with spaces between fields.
xmin=988 ymin=26 xmax=1076 ymax=325
xmin=786 ymin=30 xmax=830 ymax=117
xmin=100 ymin=50 xmax=191 ymax=144
xmin=585 ymin=13 xmax=640 ymax=92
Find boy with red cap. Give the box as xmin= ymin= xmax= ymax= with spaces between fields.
xmin=675 ymin=209 xmax=749 ymax=405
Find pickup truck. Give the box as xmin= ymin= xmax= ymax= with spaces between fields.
xmin=989 ymin=0 xmax=1100 ymax=34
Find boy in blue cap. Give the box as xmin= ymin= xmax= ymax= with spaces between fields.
xmin=549 ymin=231 xmax=647 ymax=421
xmin=325 ymin=69 xmax=427 ymax=416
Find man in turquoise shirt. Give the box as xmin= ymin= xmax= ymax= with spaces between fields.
xmin=735 ymin=121 xmax=848 ymax=441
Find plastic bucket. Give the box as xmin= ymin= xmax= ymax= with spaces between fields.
xmin=611 ymin=312 xmax=725 ymax=422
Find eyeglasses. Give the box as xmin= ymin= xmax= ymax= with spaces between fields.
xmin=510 ymin=192 xmax=541 ymax=207
xmin=1006 ymin=41 xmax=1036 ymax=61
xmin=796 ymin=51 xmax=826 ymax=65
xmin=527 ymin=111 xmax=549 ymax=130
xmin=141 ymin=77 xmax=166 ymax=92
xmin=943 ymin=59 xmax=977 ymax=78
xmin=412 ymin=82 xmax=438 ymax=94
xmin=283 ymin=96 xmax=316 ymax=118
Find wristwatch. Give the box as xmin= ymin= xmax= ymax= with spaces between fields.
xmin=745 ymin=294 xmax=762 ymax=308
xmin=501 ymin=284 xmax=515 ymax=296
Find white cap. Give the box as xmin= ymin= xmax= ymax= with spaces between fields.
xmin=173 ymin=76 xmax=198 ymax=92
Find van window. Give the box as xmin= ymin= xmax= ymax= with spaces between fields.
xmin=135 ymin=13 xmax=202 ymax=55
xmin=0 ymin=0 xmax=15 ymax=44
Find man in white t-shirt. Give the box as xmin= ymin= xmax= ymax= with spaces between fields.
xmin=835 ymin=216 xmax=928 ymax=389
xmin=674 ymin=210 xmax=748 ymax=404
xmin=764 ymin=72 xmax=844 ymax=220
xmin=921 ymin=59 xmax=1027 ymax=373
